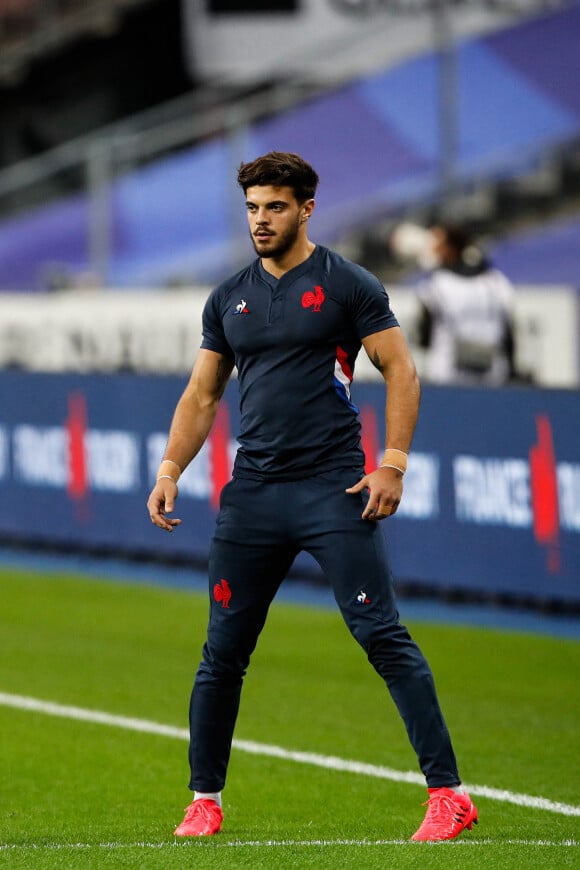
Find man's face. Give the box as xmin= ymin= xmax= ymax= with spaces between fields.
xmin=245 ymin=185 xmax=311 ymax=258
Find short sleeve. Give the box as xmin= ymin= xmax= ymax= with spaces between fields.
xmin=349 ymin=268 xmax=399 ymax=339
xmin=200 ymin=287 xmax=235 ymax=359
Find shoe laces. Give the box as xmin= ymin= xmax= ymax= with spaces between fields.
xmin=183 ymin=799 xmax=215 ymax=822
xmin=422 ymin=791 xmax=457 ymax=823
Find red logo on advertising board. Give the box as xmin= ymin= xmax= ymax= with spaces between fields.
xmin=360 ymin=404 xmax=379 ymax=476
xmin=208 ymin=402 xmax=232 ymax=510
xmin=529 ymin=414 xmax=560 ymax=573
xmin=65 ymin=392 xmax=88 ymax=500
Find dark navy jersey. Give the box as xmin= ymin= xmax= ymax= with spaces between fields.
xmin=201 ymin=245 xmax=398 ymax=480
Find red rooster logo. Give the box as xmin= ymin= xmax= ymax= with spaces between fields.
xmin=213 ymin=579 xmax=232 ymax=608
xmin=302 ymin=285 xmax=325 ymax=312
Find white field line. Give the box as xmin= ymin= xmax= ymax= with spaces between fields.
xmin=1 ymin=691 xmax=579 ymax=819
xmin=0 ymin=839 xmax=578 ymax=851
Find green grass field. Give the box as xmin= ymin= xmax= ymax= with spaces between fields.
xmin=0 ymin=565 xmax=578 ymax=869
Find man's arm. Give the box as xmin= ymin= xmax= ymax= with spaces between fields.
xmin=147 ymin=348 xmax=234 ymax=532
xmin=346 ymin=326 xmax=420 ymax=520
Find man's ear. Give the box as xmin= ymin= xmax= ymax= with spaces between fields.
xmin=301 ymin=199 xmax=315 ymax=222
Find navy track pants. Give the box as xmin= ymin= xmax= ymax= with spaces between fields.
xmin=187 ymin=468 xmax=460 ymax=792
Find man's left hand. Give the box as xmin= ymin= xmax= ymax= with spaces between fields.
xmin=346 ymin=466 xmax=404 ymax=520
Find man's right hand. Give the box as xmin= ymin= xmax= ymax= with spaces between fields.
xmin=147 ymin=479 xmax=182 ymax=532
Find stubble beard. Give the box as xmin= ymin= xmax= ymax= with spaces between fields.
xmin=250 ymin=219 xmax=301 ymax=260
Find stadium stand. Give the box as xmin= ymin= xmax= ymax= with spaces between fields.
xmin=0 ymin=1 xmax=579 ymax=290
xmin=491 ymin=212 xmax=580 ymax=286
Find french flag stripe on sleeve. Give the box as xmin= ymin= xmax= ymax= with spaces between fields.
xmin=333 ymin=345 xmax=359 ymax=413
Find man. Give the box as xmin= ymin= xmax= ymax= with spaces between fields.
xmin=415 ymin=223 xmax=516 ymax=385
xmin=147 ymin=152 xmax=477 ymax=842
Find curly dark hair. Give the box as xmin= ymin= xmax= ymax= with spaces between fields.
xmin=237 ymin=152 xmax=319 ymax=203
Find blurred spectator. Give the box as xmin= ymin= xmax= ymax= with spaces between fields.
xmin=0 ymin=0 xmax=36 ymax=12
xmin=392 ymin=222 xmax=516 ymax=386
xmin=0 ymin=0 xmax=37 ymax=45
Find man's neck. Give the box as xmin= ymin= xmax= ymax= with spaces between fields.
xmin=261 ymin=241 xmax=316 ymax=280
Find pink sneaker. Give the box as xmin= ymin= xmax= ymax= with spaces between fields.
xmin=411 ymin=787 xmax=478 ymax=841
xmin=174 ymin=798 xmax=224 ymax=837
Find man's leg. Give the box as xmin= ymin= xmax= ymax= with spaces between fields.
xmin=175 ymin=530 xmax=296 ymax=837
xmin=298 ymin=471 xmax=477 ymax=840
xmin=188 ymin=536 xmax=295 ymax=793
xmin=187 ymin=478 xmax=297 ymax=795
xmin=295 ymin=470 xmax=460 ymax=787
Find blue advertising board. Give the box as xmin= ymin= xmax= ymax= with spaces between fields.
xmin=0 ymin=372 xmax=578 ymax=604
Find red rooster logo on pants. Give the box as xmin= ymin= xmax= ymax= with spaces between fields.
xmin=302 ymin=285 xmax=325 ymax=312
xmin=213 ymin=579 xmax=232 ymax=608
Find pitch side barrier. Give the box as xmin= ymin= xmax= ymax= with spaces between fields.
xmin=0 ymin=372 xmax=578 ymax=606
xmin=0 ymin=287 xmax=578 ymax=388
